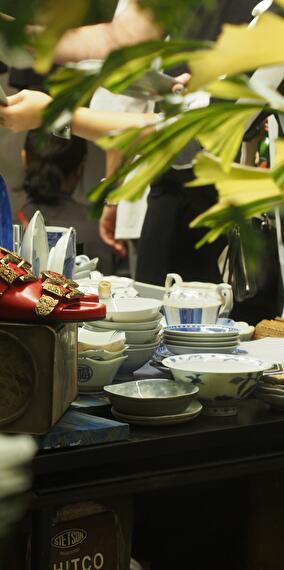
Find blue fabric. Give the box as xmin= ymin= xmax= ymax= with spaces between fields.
xmin=0 ymin=175 xmax=13 ymax=250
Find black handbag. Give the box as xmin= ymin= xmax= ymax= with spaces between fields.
xmin=222 ymin=215 xmax=275 ymax=303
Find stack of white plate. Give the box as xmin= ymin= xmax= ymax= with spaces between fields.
xmin=163 ymin=324 xmax=240 ymax=355
xmin=255 ymin=368 xmax=284 ymax=410
xmin=84 ymin=298 xmax=163 ymax=373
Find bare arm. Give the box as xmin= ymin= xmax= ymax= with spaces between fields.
xmin=0 ymin=90 xmax=157 ymax=136
xmin=71 ymin=107 xmax=155 ymax=141
xmin=54 ymin=0 xmax=163 ymax=63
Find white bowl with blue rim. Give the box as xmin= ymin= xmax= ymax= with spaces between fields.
xmin=162 ymin=353 xmax=270 ymax=416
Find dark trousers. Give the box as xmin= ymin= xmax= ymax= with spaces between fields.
xmin=136 ymin=168 xmax=226 ymax=286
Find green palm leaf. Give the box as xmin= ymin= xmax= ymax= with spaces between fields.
xmin=189 ymin=152 xmax=284 ymax=246
xmin=187 ymin=12 xmax=284 ymax=92
xmin=88 ymin=102 xmax=264 ymax=212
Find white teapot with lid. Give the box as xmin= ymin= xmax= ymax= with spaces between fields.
xmin=163 ymin=273 xmax=233 ymax=325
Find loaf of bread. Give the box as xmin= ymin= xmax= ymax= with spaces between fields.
xmin=254 ymin=317 xmax=284 ymax=340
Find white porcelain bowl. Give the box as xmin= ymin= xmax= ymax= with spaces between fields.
xmin=84 ymin=314 xmax=163 ymax=331
xmin=78 ymin=356 xmax=127 ymax=391
xmin=78 ymin=328 xmax=126 ymax=352
xmin=119 ymin=345 xmax=158 ymax=374
xmin=163 ymin=353 xmax=270 ymax=416
xmin=104 ymin=378 xmax=199 ymax=416
xmin=105 ymin=298 xmax=162 ymax=323
xmin=78 ymin=346 xmax=128 ymax=361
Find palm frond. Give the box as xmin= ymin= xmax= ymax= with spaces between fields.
xmin=187 ymin=13 xmax=284 ymax=92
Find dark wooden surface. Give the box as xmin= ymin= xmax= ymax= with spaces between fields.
xmin=30 ymin=397 xmax=284 ymax=570
xmin=33 ymin=397 xmax=284 ymax=499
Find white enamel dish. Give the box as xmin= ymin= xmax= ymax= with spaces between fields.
xmin=111 ymin=400 xmax=203 ymax=426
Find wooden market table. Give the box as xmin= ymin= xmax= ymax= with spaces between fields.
xmin=28 ymin=397 xmax=284 ymax=570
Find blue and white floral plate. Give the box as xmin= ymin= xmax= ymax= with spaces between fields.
xmin=164 ymin=324 xmax=239 ymax=338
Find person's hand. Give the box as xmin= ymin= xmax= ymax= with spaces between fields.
xmin=0 ymin=90 xmax=52 ymax=132
xmin=99 ymin=204 xmax=128 ymax=257
xmin=172 ymin=72 xmax=190 ymax=94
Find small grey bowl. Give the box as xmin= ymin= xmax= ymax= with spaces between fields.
xmin=104 ymin=378 xmax=199 ymax=416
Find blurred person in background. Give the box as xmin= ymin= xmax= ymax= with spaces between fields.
xmin=16 ymin=129 xmax=116 ymax=275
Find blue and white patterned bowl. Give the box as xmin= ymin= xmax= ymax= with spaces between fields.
xmin=162 ymin=353 xmax=270 ymax=416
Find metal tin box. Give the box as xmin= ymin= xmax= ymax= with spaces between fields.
xmin=0 ymin=321 xmax=78 ymax=434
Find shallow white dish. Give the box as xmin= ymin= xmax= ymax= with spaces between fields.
xmin=89 ymin=325 xmax=161 ymax=344
xmin=78 ymin=356 xmax=127 ymax=391
xmin=104 ymin=378 xmax=199 ymax=416
xmin=78 ymin=328 xmax=126 ymax=352
xmin=163 ymin=353 xmax=270 ymax=374
xmin=119 ymin=327 xmax=161 ymax=345
xmin=74 ymin=257 xmax=99 ymax=275
xmin=163 ymin=353 xmax=270 ymax=416
xmin=234 ymin=321 xmax=255 ymax=341
xmin=20 ymin=210 xmax=49 ymax=276
xmin=111 ymin=400 xmax=203 ymax=426
xmin=128 ymin=338 xmax=161 ymax=350
xmin=85 ymin=314 xmax=163 ymax=331
xmin=78 ymin=346 xmax=128 ymax=361
xmin=105 ymin=298 xmax=162 ymax=323
xmin=255 ymin=389 xmax=284 ymax=409
xmin=164 ymin=344 xmax=238 ymax=355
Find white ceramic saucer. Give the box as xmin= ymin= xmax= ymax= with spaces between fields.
xmin=50 ymin=227 xmax=76 ymax=278
xmin=105 ymin=298 xmax=162 ymax=323
xmin=111 ymin=400 xmax=203 ymax=426
xmin=164 ymin=344 xmax=239 ymax=355
xmin=20 ymin=210 xmax=49 ymax=276
xmin=85 ymin=314 xmax=163 ymax=331
xmin=255 ymin=389 xmax=284 ymax=410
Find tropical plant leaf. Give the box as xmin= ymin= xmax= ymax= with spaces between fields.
xmin=188 ymin=152 xmax=284 ymax=246
xmin=187 ymin=13 xmax=284 ymax=92
xmin=43 ymin=38 xmax=208 ymax=130
xmin=87 ymin=102 xmax=265 ymax=215
xmin=207 ymin=75 xmax=266 ymax=102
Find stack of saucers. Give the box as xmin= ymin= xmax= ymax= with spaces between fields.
xmin=163 ymin=324 xmax=240 ymax=355
xmin=255 ymin=367 xmax=284 ymax=410
xmin=104 ymin=378 xmax=202 ymax=426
